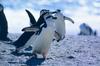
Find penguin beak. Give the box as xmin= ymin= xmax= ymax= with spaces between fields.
xmin=22 ymin=26 xmax=39 ymax=32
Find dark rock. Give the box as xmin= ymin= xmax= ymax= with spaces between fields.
xmin=67 ymin=56 xmax=75 ymax=59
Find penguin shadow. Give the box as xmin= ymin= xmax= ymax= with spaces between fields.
xmin=11 ymin=51 xmax=33 ymax=56
xmin=11 ymin=46 xmax=33 ymax=56
xmin=25 ymin=57 xmax=45 ymax=66
xmin=11 ymin=51 xmax=45 ymax=66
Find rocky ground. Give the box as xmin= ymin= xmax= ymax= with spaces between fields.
xmin=0 ymin=33 xmax=100 ymax=66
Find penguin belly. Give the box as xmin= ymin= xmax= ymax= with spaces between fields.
xmin=55 ymin=19 xmax=65 ymax=40
xmin=32 ymin=27 xmax=54 ymax=54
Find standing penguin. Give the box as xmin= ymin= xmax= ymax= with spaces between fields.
xmin=54 ymin=9 xmax=74 ymax=41
xmin=13 ymin=9 xmax=48 ymax=52
xmin=0 ymin=4 xmax=11 ymax=41
xmin=22 ymin=11 xmax=57 ymax=59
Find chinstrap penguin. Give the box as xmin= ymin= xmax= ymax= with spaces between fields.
xmin=54 ymin=9 xmax=74 ymax=42
xmin=13 ymin=9 xmax=50 ymax=53
xmin=19 ymin=11 xmax=57 ymax=59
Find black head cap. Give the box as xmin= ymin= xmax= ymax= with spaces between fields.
xmin=40 ymin=9 xmax=49 ymax=15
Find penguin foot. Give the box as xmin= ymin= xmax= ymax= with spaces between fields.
xmin=42 ymin=51 xmax=48 ymax=60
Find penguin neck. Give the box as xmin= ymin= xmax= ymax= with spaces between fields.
xmin=45 ymin=19 xmax=55 ymax=29
xmin=55 ymin=12 xmax=64 ymax=20
xmin=36 ymin=14 xmax=46 ymax=27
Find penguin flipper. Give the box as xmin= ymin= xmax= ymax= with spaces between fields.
xmin=22 ymin=26 xmax=39 ymax=32
xmin=64 ymin=16 xmax=74 ymax=24
xmin=25 ymin=9 xmax=36 ymax=25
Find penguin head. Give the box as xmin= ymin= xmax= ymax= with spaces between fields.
xmin=40 ymin=9 xmax=57 ymax=16
xmin=0 ymin=4 xmax=4 ymax=12
xmin=80 ymin=23 xmax=87 ymax=29
xmin=44 ymin=12 xmax=57 ymax=27
xmin=40 ymin=9 xmax=49 ymax=16
xmin=43 ymin=11 xmax=57 ymax=20
xmin=40 ymin=9 xmax=57 ymax=20
xmin=40 ymin=9 xmax=58 ymax=17
xmin=80 ymin=23 xmax=89 ymax=29
xmin=52 ymin=9 xmax=61 ymax=14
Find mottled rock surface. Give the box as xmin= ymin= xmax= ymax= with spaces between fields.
xmin=0 ymin=34 xmax=100 ymax=66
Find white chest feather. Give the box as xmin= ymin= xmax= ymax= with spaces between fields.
xmin=54 ymin=13 xmax=66 ymax=38
xmin=32 ymin=27 xmax=54 ymax=53
xmin=22 ymin=26 xmax=54 ymax=53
